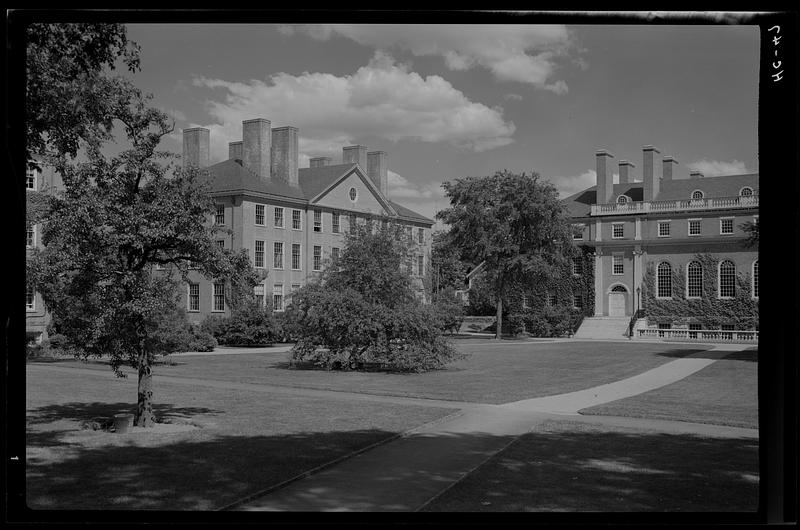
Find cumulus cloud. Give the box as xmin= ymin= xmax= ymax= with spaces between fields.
xmin=686 ymin=159 xmax=749 ymax=177
xmin=387 ymin=170 xmax=448 ymax=223
xmin=504 ymin=93 xmax=523 ymax=101
xmin=191 ymin=51 xmax=515 ymax=162
xmin=279 ymin=24 xmax=577 ymax=93
xmin=551 ymin=169 xmax=617 ymax=197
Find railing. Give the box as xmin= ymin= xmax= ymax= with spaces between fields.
xmin=591 ymin=195 xmax=758 ymax=216
xmin=626 ymin=309 xmax=644 ymax=339
xmin=637 ymin=328 xmax=759 ymax=342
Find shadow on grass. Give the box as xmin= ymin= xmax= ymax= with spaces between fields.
xmin=655 ymin=348 xmax=758 ymax=362
xmin=27 ymin=402 xmax=224 ymax=427
xmin=422 ymin=429 xmax=759 ymax=513
xmin=722 ymin=350 xmax=758 ymax=362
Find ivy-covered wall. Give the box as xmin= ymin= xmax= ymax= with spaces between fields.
xmin=642 ymin=253 xmax=758 ymax=330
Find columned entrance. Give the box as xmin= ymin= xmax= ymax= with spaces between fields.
xmin=608 ymin=285 xmax=628 ymax=317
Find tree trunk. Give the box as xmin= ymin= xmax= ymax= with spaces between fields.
xmin=135 ymin=348 xmax=156 ymax=427
xmin=495 ymin=294 xmax=503 ymax=341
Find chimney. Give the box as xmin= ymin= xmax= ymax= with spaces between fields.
xmin=183 ymin=127 xmax=210 ymax=169
xmin=228 ymin=141 xmax=243 ymax=162
xmin=662 ymin=156 xmax=678 ymax=181
xmin=643 ymin=145 xmax=661 ymax=201
xmin=310 ymin=157 xmax=332 ymax=168
xmin=242 ymin=118 xmax=271 ymax=181
xmin=343 ymin=145 xmax=367 ymax=169
xmin=595 ymin=150 xmax=614 ymax=204
xmin=367 ymin=151 xmax=388 ymax=196
xmin=689 ymin=170 xmax=704 ymax=179
xmin=618 ymin=160 xmax=635 ymax=184
xmin=271 ymin=126 xmax=299 ymax=187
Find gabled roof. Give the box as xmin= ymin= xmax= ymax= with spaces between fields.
xmin=561 ymin=173 xmax=759 ymax=218
xmin=298 ymin=163 xmax=357 ymax=199
xmin=388 ymin=201 xmax=435 ymax=224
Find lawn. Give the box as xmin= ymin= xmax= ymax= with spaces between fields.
xmin=32 ymin=340 xmax=711 ymax=404
xmin=25 ymin=365 xmax=453 ymax=511
xmin=422 ymin=418 xmax=759 ymax=512
xmin=578 ymin=349 xmax=758 ymax=428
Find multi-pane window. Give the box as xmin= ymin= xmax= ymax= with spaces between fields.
xmin=331 ymin=247 xmax=340 ymax=264
xmin=313 ymin=246 xmax=322 ymax=271
xmin=188 ymin=283 xmax=200 ymax=312
xmin=657 ymin=262 xmax=672 ymax=298
xmin=274 ymin=207 xmax=284 ymax=228
xmin=255 ymin=204 xmax=265 ymax=226
xmin=26 ymin=226 xmax=35 ymax=248
xmin=26 ymin=285 xmax=35 ymax=311
xmin=273 ymin=284 xmax=284 ymax=311
xmin=572 ymin=257 xmax=582 ymax=276
xmin=213 ymin=283 xmax=225 ymax=312
xmin=687 ymin=261 xmax=703 ymax=298
xmin=612 ymin=223 xmax=624 ymax=239
xmin=612 ymin=254 xmax=624 ymax=275
xmin=720 ymin=218 xmax=734 ymax=235
xmin=292 ymin=210 xmax=302 ymax=230
xmin=254 ymin=240 xmax=265 ymax=268
xmin=548 ymin=293 xmax=557 ymax=307
xmin=216 ymin=240 xmax=225 ymax=249
xmin=416 ymin=255 xmax=424 ymax=276
xmin=314 ymin=210 xmax=322 ymax=232
xmin=273 ymin=242 xmax=284 ymax=269
xmin=689 ymin=323 xmax=702 ymax=339
xmin=417 ymin=228 xmax=424 ymax=245
xmin=332 ymin=213 xmax=340 ymax=234
xmin=658 ymin=221 xmax=671 ymax=237
xmin=573 ymin=225 xmax=584 ymax=240
xmin=291 ymin=243 xmax=301 ymax=270
xmin=26 ymin=169 xmax=37 ymax=190
xmin=688 ymin=219 xmax=701 ymax=236
xmin=718 ymin=260 xmax=736 ymax=298
xmin=573 ymin=294 xmax=583 ymax=310
xmin=617 ymin=195 xmax=628 ymax=204
xmin=740 ymin=187 xmax=753 ymax=197
xmin=691 ymin=190 xmax=704 ymax=200
xmin=254 ymin=284 xmax=264 ymax=308
xmin=405 ymin=226 xmax=412 ymax=242
xmin=215 ymin=204 xmax=225 ymax=225
xmin=349 ymin=214 xmax=356 ymax=232
xmin=753 ymin=260 xmax=759 ymax=298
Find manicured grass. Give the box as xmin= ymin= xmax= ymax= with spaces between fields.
xmin=422 ymin=419 xmax=759 ymax=512
xmin=33 ymin=341 xmax=711 ymax=404
xmin=579 ymin=350 xmax=758 ymax=428
xmin=25 ymin=365 xmax=452 ymax=510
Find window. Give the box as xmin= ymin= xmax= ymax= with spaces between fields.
xmin=213 ymin=283 xmax=225 ymax=312
xmin=26 ymin=226 xmax=35 ymax=248
xmin=291 ymin=283 xmax=301 ymax=293
xmin=254 ymin=240 xmax=265 ymax=268
xmin=273 ymin=242 xmax=284 ymax=269
xmin=612 ymin=223 xmax=624 ymax=239
xmin=657 ymin=322 xmax=671 ymax=338
xmin=215 ymin=204 xmax=225 ymax=225
xmin=752 ymin=260 xmax=758 ymax=298
xmin=739 ymin=187 xmax=754 ymax=197
xmin=573 ymin=294 xmax=583 ymax=310
xmin=689 ymin=323 xmax=702 ymax=339
xmin=292 ymin=210 xmax=302 ymax=230
xmin=254 ymin=284 xmax=264 ymax=308
xmin=548 ymin=293 xmax=557 ymax=307
xmin=349 ymin=187 xmax=357 ymax=201
xmin=405 ymin=226 xmax=412 ymax=242
xmin=188 ymin=283 xmax=200 ymax=312
xmin=573 ymin=224 xmax=584 ymax=240
xmin=26 ymin=285 xmax=35 ymax=311
xmin=617 ymin=195 xmax=629 ymax=204
xmin=688 ymin=219 xmax=701 ymax=236
xmin=658 ymin=221 xmax=671 ymax=237
xmin=314 ymin=210 xmax=322 ymax=232
xmin=348 ymin=214 xmax=355 ymax=232
xmin=572 ymin=257 xmax=583 ymax=276
xmin=416 ymin=255 xmax=424 ymax=276
xmin=273 ymin=284 xmax=284 ymax=311
xmin=720 ymin=218 xmax=734 ymax=235
xmin=313 ymin=246 xmax=322 ymax=271
xmin=687 ymin=261 xmax=703 ymax=298
xmin=718 ymin=260 xmax=736 ymax=298
xmin=255 ymin=204 xmax=265 ymax=226
xmin=26 ymin=168 xmax=37 ymax=191
xmin=291 ymin=244 xmax=301 ymax=270
xmin=216 ymin=240 xmax=225 ymax=249
xmin=657 ymin=262 xmax=672 ymax=298
xmin=331 ymin=247 xmax=340 ymax=264
xmin=417 ymin=228 xmax=424 ymax=245
xmin=332 ymin=213 xmax=340 ymax=233
xmin=612 ymin=254 xmax=624 ymax=275
xmin=274 ymin=207 xmax=285 ymax=228
xmin=691 ymin=190 xmax=704 ymax=200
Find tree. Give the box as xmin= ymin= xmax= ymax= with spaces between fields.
xmin=26 ymin=90 xmax=260 ymax=427
xmin=427 ymin=230 xmax=471 ymax=298
xmin=741 ymin=220 xmax=759 ymax=249
xmin=436 ymin=170 xmax=575 ymax=340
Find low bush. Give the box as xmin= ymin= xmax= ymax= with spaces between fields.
xmin=431 ymin=290 xmax=465 ymax=334
xmin=200 ymin=300 xmax=277 ymax=346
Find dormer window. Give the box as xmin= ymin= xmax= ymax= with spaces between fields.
xmin=739 ymin=187 xmax=754 ymax=197
xmin=691 ymin=190 xmax=704 ymax=200
xmin=616 ymin=195 xmax=630 ymax=204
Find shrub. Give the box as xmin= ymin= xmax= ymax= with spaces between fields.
xmin=200 ymin=300 xmax=277 ymax=346
xmin=431 ymin=290 xmax=465 ymax=334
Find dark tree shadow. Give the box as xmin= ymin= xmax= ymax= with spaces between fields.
xmin=653 ymin=349 xmax=711 ymax=359
xmin=722 ymin=350 xmax=758 ymax=362
xmin=26 ymin=402 xmax=225 ymax=426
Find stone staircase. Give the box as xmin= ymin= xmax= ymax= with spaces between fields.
xmin=573 ymin=316 xmax=632 ymax=340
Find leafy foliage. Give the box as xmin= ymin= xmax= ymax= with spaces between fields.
xmin=426 ymin=230 xmax=471 ymax=295
xmin=430 ymin=288 xmax=466 ymax=335
xmin=200 ymin=300 xmax=278 ymax=346
xmin=740 ymin=220 xmax=759 ymax=249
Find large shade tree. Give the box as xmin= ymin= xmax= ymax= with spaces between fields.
xmin=436 ymin=170 xmax=575 ymax=339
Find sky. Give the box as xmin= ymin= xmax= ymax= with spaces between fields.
xmin=123 ymin=20 xmax=760 ymax=223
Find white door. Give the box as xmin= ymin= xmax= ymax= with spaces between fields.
xmin=608 ymin=293 xmax=626 ymax=317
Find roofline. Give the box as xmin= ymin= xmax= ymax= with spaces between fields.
xmin=310 ymin=164 xmax=398 ymax=216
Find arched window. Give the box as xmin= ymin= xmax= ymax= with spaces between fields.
xmin=691 ymin=190 xmax=704 ymax=200
xmin=617 ymin=195 xmax=629 ymax=204
xmin=687 ymin=261 xmax=703 ymax=298
xmin=740 ymin=187 xmax=754 ymax=197
xmin=752 ymin=260 xmax=759 ymax=298
xmin=657 ymin=262 xmax=672 ymax=298
xmin=611 ymin=285 xmax=627 ymax=293
xmin=719 ymin=260 xmax=736 ymax=298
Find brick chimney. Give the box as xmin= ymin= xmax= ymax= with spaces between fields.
xmin=595 ymin=150 xmax=614 ymax=204
xmin=183 ymin=127 xmax=210 ymax=169
xmin=662 ymin=156 xmax=678 ymax=181
xmin=310 ymin=157 xmax=332 ymax=168
xmin=229 ymin=141 xmax=243 ymax=161
xmin=618 ymin=160 xmax=635 ymax=184
xmin=271 ymin=126 xmax=299 ymax=187
xmin=367 ymin=151 xmax=388 ymax=196
xmin=689 ymin=170 xmax=704 ymax=179
xmin=643 ymin=145 xmax=661 ymax=201
xmin=242 ymin=118 xmax=271 ymax=181
xmin=343 ymin=145 xmax=367 ymax=169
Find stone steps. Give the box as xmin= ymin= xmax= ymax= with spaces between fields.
xmin=574 ymin=317 xmax=632 ymax=340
